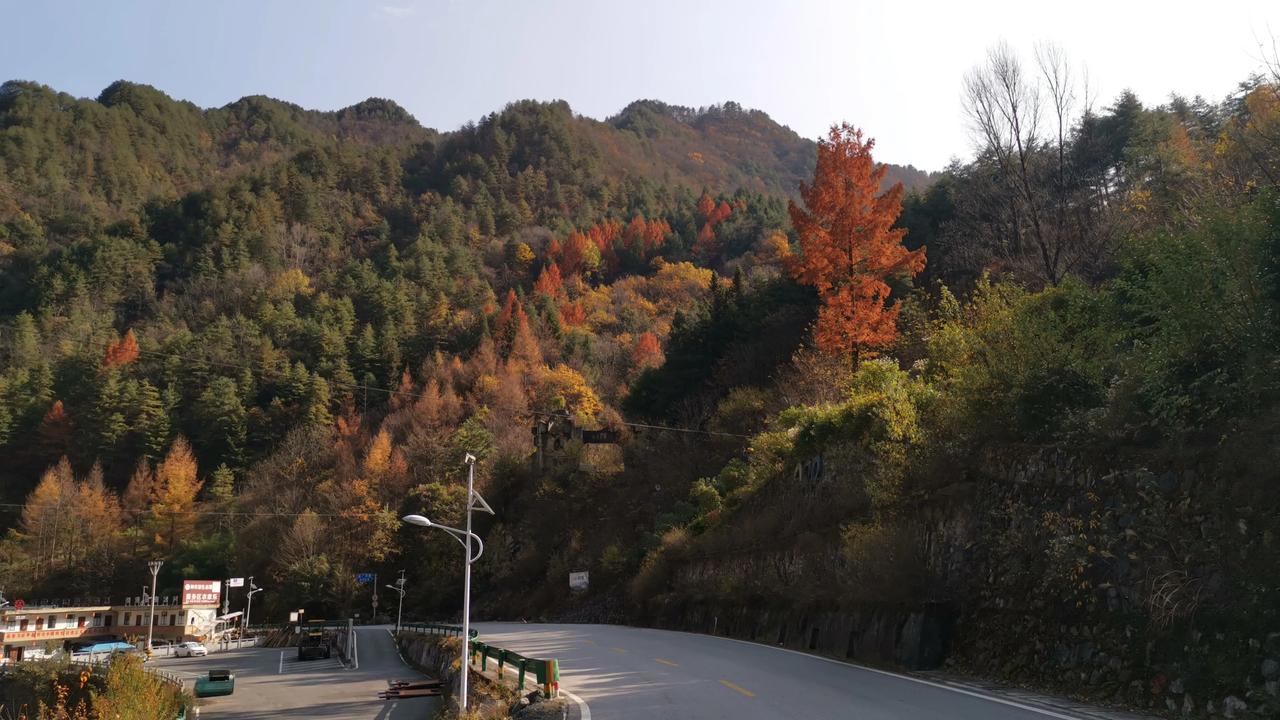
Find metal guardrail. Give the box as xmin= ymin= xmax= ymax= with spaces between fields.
xmin=400 ymin=622 xmax=479 ymax=639
xmin=70 ymin=654 xmax=185 ymax=689
xmin=399 ymin=623 xmax=557 ymax=697
xmin=468 ymin=640 xmax=560 ymax=698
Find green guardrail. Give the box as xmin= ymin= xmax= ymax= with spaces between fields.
xmin=398 ymin=624 xmax=558 ymax=697
xmin=401 ymin=622 xmax=479 ymax=639
xmin=468 ymin=640 xmax=559 ymax=698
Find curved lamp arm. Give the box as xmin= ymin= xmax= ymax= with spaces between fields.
xmin=403 ymin=516 xmax=484 ymax=563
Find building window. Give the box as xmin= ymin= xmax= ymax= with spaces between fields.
xmin=18 ymin=619 xmax=28 ymax=631
xmin=104 ymin=614 xmax=113 ymax=627
xmin=124 ymin=612 xmax=131 ymax=625
xmin=47 ymin=616 xmax=57 ymax=630
xmin=35 ymin=617 xmax=43 ymax=630
xmin=77 ymin=616 xmax=85 ymax=628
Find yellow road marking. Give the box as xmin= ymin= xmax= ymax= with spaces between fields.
xmin=719 ymin=679 xmax=755 ymax=698
xmin=610 ymin=647 xmax=627 ymax=654
xmin=654 ymin=658 xmax=679 ymax=667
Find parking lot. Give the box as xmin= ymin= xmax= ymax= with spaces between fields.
xmin=150 ymin=627 xmax=438 ymax=719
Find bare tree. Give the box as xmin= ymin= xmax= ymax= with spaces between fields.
xmin=960 ymin=42 xmax=1112 ymax=285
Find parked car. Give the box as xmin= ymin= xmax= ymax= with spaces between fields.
xmin=175 ymin=641 xmax=208 ymax=657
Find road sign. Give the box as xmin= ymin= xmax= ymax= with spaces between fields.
xmin=227 ymin=577 xmax=245 ymax=588
xmin=356 ymin=573 xmax=374 ymax=584
xmin=569 ymin=571 xmax=589 ymax=592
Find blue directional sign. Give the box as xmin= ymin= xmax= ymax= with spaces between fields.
xmin=356 ymin=572 xmax=374 ymax=584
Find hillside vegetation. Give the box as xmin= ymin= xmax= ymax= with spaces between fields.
xmin=2 ymin=50 xmax=1280 ymax=718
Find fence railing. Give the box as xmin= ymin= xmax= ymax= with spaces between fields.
xmin=70 ymin=655 xmax=184 ymax=690
xmin=400 ymin=622 xmax=479 ymax=639
xmin=468 ymin=640 xmax=559 ymax=698
xmin=398 ymin=624 xmax=558 ymax=698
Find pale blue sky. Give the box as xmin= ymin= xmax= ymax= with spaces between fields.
xmin=2 ymin=0 xmax=1277 ymax=169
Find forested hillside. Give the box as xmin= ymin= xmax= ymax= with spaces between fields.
xmin=2 ymin=49 xmax=1280 ymax=718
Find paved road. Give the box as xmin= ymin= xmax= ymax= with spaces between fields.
xmin=151 ymin=627 xmax=438 ymax=719
xmin=472 ymin=623 xmax=1148 ymax=720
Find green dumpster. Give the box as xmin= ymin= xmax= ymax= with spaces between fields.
xmin=194 ymin=669 xmax=235 ymax=697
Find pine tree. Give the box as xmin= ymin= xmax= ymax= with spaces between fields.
xmin=195 ymin=377 xmax=247 ymax=468
xmin=93 ymin=369 xmax=129 ymax=457
xmin=304 ymin=374 xmax=334 ymax=428
xmin=135 ymin=379 xmax=170 ymax=460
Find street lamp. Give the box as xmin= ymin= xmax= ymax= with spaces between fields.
xmin=402 ymin=452 xmax=493 ymax=712
xmin=146 ymin=560 xmax=163 ymax=652
xmin=385 ymin=571 xmax=406 ymax=634
xmin=245 ymin=577 xmax=263 ymax=632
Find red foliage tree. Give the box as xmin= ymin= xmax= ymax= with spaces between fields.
xmin=696 ymin=190 xmax=716 ymax=221
xmin=562 ymin=301 xmax=586 ymax=326
xmin=494 ymin=289 xmax=519 ymax=340
xmin=104 ymin=330 xmax=140 ymax=367
xmin=788 ymin=123 xmax=925 ymax=358
xmin=38 ymin=400 xmax=72 ymax=453
xmin=632 ymin=332 xmax=663 ymax=369
xmin=533 ymin=262 xmax=564 ymax=298
xmin=711 ymin=200 xmax=733 ymax=225
xmin=561 ymin=231 xmax=589 ymax=277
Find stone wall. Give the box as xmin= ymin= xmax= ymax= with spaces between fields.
xmin=648 ymin=447 xmax=1280 ymax=718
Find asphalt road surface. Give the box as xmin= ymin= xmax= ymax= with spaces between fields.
xmin=472 ymin=622 xmax=1149 ymax=720
xmin=151 ymin=626 xmax=438 ymax=719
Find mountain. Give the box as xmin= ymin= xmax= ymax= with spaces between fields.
xmin=0 ymin=81 xmax=930 ymax=234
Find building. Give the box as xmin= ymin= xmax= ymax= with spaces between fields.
xmin=1 ymin=592 xmax=221 ymax=664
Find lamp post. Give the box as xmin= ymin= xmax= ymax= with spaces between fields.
xmin=402 ymin=452 xmax=493 ymax=712
xmin=245 ymin=577 xmax=263 ymax=632
xmin=385 ymin=571 xmax=406 ymax=634
xmin=146 ymin=560 xmax=163 ymax=651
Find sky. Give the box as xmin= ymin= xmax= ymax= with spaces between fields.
xmin=2 ymin=0 xmax=1278 ymax=170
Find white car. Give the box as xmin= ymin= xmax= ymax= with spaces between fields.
xmin=174 ymin=641 xmax=208 ymax=657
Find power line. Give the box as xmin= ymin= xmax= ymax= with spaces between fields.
xmin=0 ymin=502 xmax=374 ymax=519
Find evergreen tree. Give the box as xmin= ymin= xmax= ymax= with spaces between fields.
xmin=194 ymin=377 xmax=247 ymax=468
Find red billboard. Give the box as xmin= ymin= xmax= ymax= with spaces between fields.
xmin=181 ymin=580 xmax=221 ymax=606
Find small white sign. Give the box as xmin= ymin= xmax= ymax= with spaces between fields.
xmin=569 ymin=571 xmax=589 ymax=592
xmin=227 ymin=578 xmax=245 ymax=588
xmin=289 ymin=611 xmax=299 ymax=622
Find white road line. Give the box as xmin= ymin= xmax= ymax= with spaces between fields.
xmin=386 ymin=629 xmax=412 ymax=667
xmin=561 ymin=688 xmax=591 ymax=720
xmin=688 ymin=631 xmax=1086 ymax=720
xmin=278 ymin=650 xmax=284 ymax=674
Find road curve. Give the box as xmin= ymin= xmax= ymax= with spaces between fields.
xmin=472 ymin=622 xmax=1145 ymax=720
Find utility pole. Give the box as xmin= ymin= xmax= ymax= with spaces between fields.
xmin=146 ymin=559 xmax=163 ymax=652
xmin=245 ymin=577 xmax=262 ymax=631
xmin=460 ymin=453 xmax=479 ymax=712
xmin=385 ymin=570 xmax=406 ymax=634
xmin=399 ymin=451 xmax=493 ymax=713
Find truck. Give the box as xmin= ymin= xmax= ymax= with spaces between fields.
xmin=297 ymin=624 xmax=332 ymax=661
xmin=194 ymin=669 xmax=235 ymax=697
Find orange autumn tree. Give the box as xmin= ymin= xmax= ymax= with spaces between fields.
xmin=104 ymin=329 xmax=140 ymax=366
xmin=789 ymin=123 xmax=925 ymax=359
